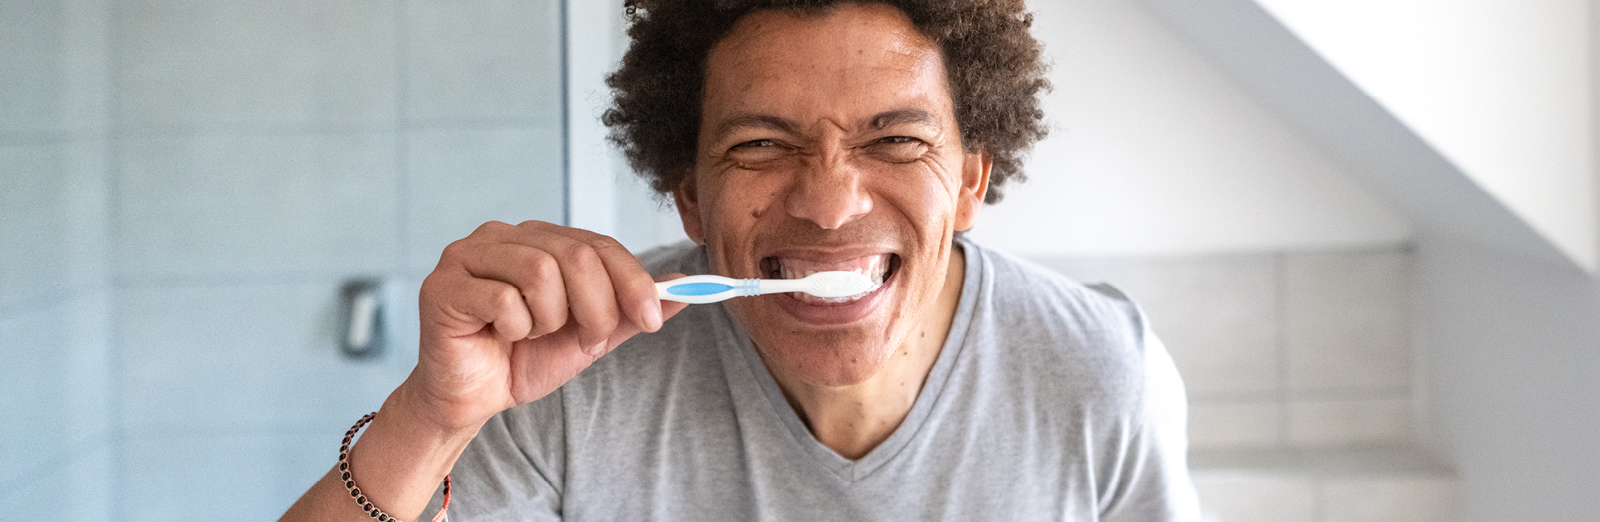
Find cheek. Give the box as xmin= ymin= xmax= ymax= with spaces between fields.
xmin=701 ymin=173 xmax=789 ymax=258
xmin=874 ymin=172 xmax=959 ymax=237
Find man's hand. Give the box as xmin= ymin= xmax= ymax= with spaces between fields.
xmin=281 ymin=221 xmax=688 ymax=522
xmin=401 ymin=220 xmax=690 ymax=433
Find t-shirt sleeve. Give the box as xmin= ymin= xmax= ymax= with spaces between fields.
xmin=422 ymin=395 xmax=567 ymax=521
xmin=1099 ymin=322 xmax=1203 ymax=522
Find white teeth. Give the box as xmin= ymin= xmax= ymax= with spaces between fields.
xmin=775 ymin=256 xmax=888 ymax=282
xmin=772 ymin=255 xmax=892 ymax=304
xmin=771 ymin=254 xmax=896 ymax=304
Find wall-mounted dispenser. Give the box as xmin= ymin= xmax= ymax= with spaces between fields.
xmin=340 ymin=279 xmax=386 ymax=359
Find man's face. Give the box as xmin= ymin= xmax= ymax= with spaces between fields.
xmin=676 ymin=3 xmax=990 ymax=387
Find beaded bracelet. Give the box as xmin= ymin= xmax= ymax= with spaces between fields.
xmin=340 ymin=412 xmax=453 ymax=522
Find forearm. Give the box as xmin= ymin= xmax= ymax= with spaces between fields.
xmin=281 ymin=384 xmax=481 ymax=522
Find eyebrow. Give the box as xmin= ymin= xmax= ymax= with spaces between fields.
xmin=867 ymin=108 xmax=938 ymax=130
xmin=711 ymin=114 xmax=800 ymax=143
xmin=710 ymin=108 xmax=941 ymax=143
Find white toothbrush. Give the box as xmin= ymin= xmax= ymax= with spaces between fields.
xmin=655 ymin=271 xmax=878 ymax=304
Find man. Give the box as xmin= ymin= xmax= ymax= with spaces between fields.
xmin=285 ymin=1 xmax=1200 ymax=520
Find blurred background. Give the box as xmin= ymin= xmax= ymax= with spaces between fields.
xmin=2 ymin=0 xmax=1596 ymax=521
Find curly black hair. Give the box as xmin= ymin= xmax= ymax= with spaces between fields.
xmin=602 ymin=0 xmax=1050 ymax=204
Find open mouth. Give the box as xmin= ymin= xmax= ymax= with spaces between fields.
xmin=759 ymin=253 xmax=902 ymax=305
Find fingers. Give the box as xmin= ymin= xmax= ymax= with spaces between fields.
xmin=584 ymin=233 xmax=666 ymax=333
xmin=514 ymin=223 xmax=665 ymax=345
xmin=460 ymin=242 xmax=569 ymax=339
xmin=421 ymin=272 xmax=533 ymax=343
xmin=435 ymin=221 xmax=668 ymax=354
xmin=594 ymin=273 xmax=692 ymax=353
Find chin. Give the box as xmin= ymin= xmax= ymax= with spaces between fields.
xmin=712 ymin=234 xmax=936 ymax=388
xmin=750 ymin=330 xmax=899 ymax=387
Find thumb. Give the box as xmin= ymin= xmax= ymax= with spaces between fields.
xmin=654 ymin=272 xmax=691 ymax=325
xmin=659 ymin=299 xmax=690 ymax=324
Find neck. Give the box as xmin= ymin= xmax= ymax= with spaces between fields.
xmin=769 ymin=245 xmax=965 ymax=460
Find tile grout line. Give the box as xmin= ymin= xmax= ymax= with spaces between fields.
xmin=0 ymin=286 xmax=101 ymax=318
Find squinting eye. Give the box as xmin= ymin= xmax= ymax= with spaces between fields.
xmin=735 ymin=139 xmax=776 ymax=149
xmin=866 ymin=136 xmax=927 ymax=163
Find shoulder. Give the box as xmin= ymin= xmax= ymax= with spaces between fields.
xmin=968 ymin=240 xmax=1147 ymax=348
xmin=961 ymin=240 xmax=1155 ymax=408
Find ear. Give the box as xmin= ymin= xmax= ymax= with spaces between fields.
xmin=953 ymin=148 xmax=992 ymax=232
xmin=672 ymin=172 xmax=707 ymax=245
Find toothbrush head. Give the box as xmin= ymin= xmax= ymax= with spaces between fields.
xmin=803 ymin=271 xmax=877 ymax=298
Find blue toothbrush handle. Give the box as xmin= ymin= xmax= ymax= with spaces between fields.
xmin=656 ymin=275 xmax=760 ymax=304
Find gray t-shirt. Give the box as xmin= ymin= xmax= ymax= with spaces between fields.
xmin=430 ymin=238 xmax=1200 ymax=521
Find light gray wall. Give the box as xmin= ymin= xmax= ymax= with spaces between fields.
xmin=0 ymin=0 xmax=116 ymax=519
xmin=0 ymin=0 xmax=567 ymax=519
xmin=1416 ymin=239 xmax=1600 ymax=521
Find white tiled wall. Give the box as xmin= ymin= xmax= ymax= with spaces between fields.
xmin=115 ymin=132 xmax=403 ymax=279
xmin=116 ymin=281 xmax=413 ymax=437
xmin=0 ymin=444 xmax=117 ymax=522
xmin=0 ymin=1 xmax=116 ymax=517
xmin=1284 ymin=253 xmax=1411 ymax=392
xmin=0 ymin=0 xmax=112 ymax=139
xmin=112 ymin=0 xmax=400 ymax=132
xmin=121 ymin=432 xmax=332 ymax=522
xmin=402 ymin=0 xmax=564 ymax=124
xmin=1 ymin=0 xmax=564 ymax=519
xmin=0 ymin=293 xmax=114 ymax=492
xmin=404 ymin=125 xmax=567 ymax=271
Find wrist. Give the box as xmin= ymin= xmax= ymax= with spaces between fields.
xmin=383 ymin=377 xmax=488 ymax=443
xmin=340 ymin=386 xmax=483 ymax=520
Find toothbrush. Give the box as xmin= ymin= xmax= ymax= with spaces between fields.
xmin=656 ymin=271 xmax=877 ymax=304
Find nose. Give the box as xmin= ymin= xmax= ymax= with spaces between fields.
xmin=784 ymin=153 xmax=872 ymax=230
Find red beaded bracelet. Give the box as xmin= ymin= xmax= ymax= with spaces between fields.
xmin=340 ymin=412 xmax=453 ymax=522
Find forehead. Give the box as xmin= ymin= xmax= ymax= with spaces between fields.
xmin=702 ymin=4 xmax=953 ymax=127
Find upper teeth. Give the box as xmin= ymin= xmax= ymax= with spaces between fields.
xmin=778 ymin=256 xmax=890 ymax=284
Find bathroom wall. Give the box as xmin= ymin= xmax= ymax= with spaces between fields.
xmin=0 ymin=0 xmax=116 ymax=519
xmin=0 ymin=0 xmax=567 ymax=519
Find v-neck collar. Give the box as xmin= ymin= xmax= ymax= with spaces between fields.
xmin=717 ymin=239 xmax=983 ymax=483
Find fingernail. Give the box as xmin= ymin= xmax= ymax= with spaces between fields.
xmin=643 ymin=303 xmax=663 ymax=332
xmin=585 ymin=340 xmax=607 ymax=356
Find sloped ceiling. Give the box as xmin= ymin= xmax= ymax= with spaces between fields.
xmin=1255 ymin=0 xmax=1595 ymax=271
xmin=1129 ymin=0 xmax=1578 ymax=270
xmin=975 ymin=0 xmax=1412 ymax=257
